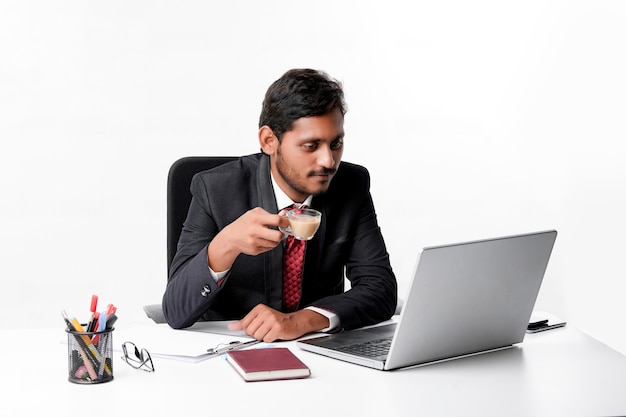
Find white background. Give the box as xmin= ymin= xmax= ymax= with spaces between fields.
xmin=1 ymin=1 xmax=625 ymax=354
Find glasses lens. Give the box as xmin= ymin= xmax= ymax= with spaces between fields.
xmin=122 ymin=342 xmax=154 ymax=372
xmin=133 ymin=345 xmax=143 ymax=361
xmin=140 ymin=348 xmax=154 ymax=372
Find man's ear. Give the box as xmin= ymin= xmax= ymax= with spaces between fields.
xmin=259 ymin=125 xmax=277 ymax=155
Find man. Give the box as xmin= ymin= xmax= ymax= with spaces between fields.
xmin=162 ymin=68 xmax=397 ymax=342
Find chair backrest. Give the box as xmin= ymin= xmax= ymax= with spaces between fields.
xmin=167 ymin=156 xmax=238 ymax=278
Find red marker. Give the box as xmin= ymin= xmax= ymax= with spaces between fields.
xmin=87 ymin=295 xmax=98 ymax=332
xmin=106 ymin=303 xmax=116 ymax=316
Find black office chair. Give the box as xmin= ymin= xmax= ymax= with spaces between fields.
xmin=144 ymin=156 xmax=238 ymax=323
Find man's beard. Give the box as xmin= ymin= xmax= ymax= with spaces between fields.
xmin=275 ymin=149 xmax=337 ymax=198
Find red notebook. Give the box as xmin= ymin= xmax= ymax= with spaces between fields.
xmin=226 ymin=347 xmax=311 ymax=382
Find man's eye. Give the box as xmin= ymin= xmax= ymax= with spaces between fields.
xmin=330 ymin=139 xmax=344 ymax=150
xmin=303 ymin=143 xmax=318 ymax=151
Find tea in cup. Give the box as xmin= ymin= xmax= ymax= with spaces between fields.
xmin=280 ymin=208 xmax=321 ymax=240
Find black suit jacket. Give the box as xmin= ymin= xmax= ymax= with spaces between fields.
xmin=162 ymin=153 xmax=397 ymax=330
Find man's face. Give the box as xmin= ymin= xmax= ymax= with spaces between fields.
xmin=271 ymin=108 xmax=344 ymax=203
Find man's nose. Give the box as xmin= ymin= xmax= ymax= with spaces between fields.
xmin=316 ymin=145 xmax=334 ymax=168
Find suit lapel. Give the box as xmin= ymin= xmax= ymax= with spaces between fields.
xmin=256 ymin=154 xmax=283 ymax=310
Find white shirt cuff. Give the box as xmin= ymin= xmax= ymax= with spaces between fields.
xmin=208 ymin=267 xmax=229 ymax=283
xmin=305 ymin=306 xmax=340 ymax=332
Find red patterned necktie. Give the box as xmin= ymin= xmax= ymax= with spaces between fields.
xmin=282 ymin=205 xmax=306 ymax=312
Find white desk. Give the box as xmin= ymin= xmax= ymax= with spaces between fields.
xmin=2 ymin=320 xmax=626 ymax=417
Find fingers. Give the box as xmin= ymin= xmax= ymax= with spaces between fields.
xmin=237 ymin=305 xmax=288 ymax=342
xmin=225 ymin=208 xmax=289 ymax=255
xmin=236 ymin=306 xmax=330 ymax=342
xmin=250 ymin=208 xmax=289 ymax=234
xmin=250 ymin=207 xmax=289 ymax=233
xmin=238 ymin=229 xmax=283 ymax=253
xmin=227 ymin=321 xmax=243 ymax=331
xmin=209 ymin=207 xmax=288 ymax=274
xmin=238 ymin=306 xmax=275 ymax=342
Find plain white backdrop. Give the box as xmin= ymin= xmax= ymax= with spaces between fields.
xmin=1 ymin=1 xmax=625 ymax=354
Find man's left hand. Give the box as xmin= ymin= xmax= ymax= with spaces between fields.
xmin=228 ymin=304 xmax=330 ymax=342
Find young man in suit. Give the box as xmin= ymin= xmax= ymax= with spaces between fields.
xmin=162 ymin=68 xmax=397 ymax=342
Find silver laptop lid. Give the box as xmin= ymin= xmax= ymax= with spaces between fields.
xmin=384 ymin=229 xmax=557 ymax=370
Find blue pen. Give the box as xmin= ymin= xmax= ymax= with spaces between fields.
xmin=96 ymin=312 xmax=108 ymax=379
xmin=92 ymin=311 xmax=107 ymax=345
xmin=98 ymin=311 xmax=107 ymax=332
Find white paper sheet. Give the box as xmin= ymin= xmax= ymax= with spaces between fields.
xmin=113 ymin=321 xmax=256 ymax=362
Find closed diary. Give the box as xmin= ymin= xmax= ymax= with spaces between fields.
xmin=226 ymin=347 xmax=311 ymax=382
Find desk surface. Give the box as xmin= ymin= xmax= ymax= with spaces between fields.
xmin=2 ymin=320 xmax=626 ymax=417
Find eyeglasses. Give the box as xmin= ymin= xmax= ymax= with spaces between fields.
xmin=121 ymin=341 xmax=154 ymax=372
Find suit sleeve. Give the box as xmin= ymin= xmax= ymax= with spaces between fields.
xmin=161 ymin=174 xmax=224 ymax=329
xmin=308 ymin=167 xmax=398 ymax=330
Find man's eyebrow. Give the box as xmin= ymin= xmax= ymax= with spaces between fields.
xmin=298 ymin=134 xmax=344 ymax=143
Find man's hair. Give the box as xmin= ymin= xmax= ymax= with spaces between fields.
xmin=259 ymin=68 xmax=346 ymax=140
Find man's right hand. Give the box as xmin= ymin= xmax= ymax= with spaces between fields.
xmin=207 ymin=207 xmax=289 ymax=272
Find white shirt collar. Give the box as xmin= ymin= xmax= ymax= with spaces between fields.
xmin=271 ymin=172 xmax=313 ymax=211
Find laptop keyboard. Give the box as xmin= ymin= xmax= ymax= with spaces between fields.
xmin=335 ymin=337 xmax=392 ymax=358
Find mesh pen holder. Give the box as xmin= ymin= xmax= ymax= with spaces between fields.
xmin=66 ymin=326 xmax=114 ymax=384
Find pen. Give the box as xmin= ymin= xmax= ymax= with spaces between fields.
xmin=105 ymin=304 xmax=116 ymax=317
xmin=76 ymin=342 xmax=99 ymax=380
xmin=207 ymin=339 xmax=261 ymax=355
xmin=96 ymin=331 xmax=110 ymax=379
xmin=87 ymin=295 xmax=98 ymax=332
xmin=98 ymin=311 xmax=107 ymax=331
xmin=92 ymin=311 xmax=107 ymax=344
xmin=105 ymin=313 xmax=118 ymax=330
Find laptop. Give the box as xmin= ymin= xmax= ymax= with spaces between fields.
xmin=297 ymin=230 xmax=557 ymax=370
